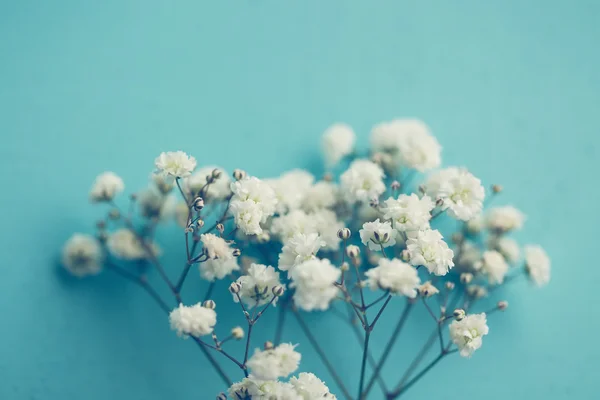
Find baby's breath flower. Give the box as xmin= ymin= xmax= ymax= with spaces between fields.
xmin=359 ymin=219 xmax=396 ymax=251
xmin=340 ymin=159 xmax=386 ymax=203
xmin=365 ymin=258 xmax=420 ymax=297
xmin=247 ymin=343 xmax=301 ymax=380
xmin=185 ymin=166 xmax=231 ymax=200
xmin=290 ymin=372 xmax=336 ymax=399
xmin=486 ymin=206 xmax=525 ymax=232
xmin=322 ymin=123 xmax=356 ymax=167
xmin=449 ymin=313 xmax=489 ymax=357
xmin=476 ymin=250 xmax=509 ymax=285
xmin=62 ymin=234 xmax=103 ymax=277
xmin=89 ymin=172 xmax=124 ymax=202
xmin=155 ymin=151 xmax=197 ymax=178
xmin=525 ymin=245 xmax=551 ymax=286
xmin=380 ymin=194 xmax=435 ymax=232
xmin=107 ymin=229 xmax=160 ymax=260
xmin=290 ymin=258 xmax=341 ymax=311
xmin=425 ymin=167 xmax=485 ymax=221
xmin=406 ymin=229 xmax=454 ymax=276
xmin=200 ymin=233 xmax=234 ymax=260
xmin=169 ymin=303 xmax=216 ymax=338
xmin=278 ymin=233 xmax=325 ymax=274
xmin=234 ymin=264 xmax=283 ymax=307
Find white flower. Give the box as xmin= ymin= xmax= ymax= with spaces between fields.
xmin=62 ymin=234 xmax=103 ymax=277
xmin=365 ymin=258 xmax=420 ymax=297
xmin=486 ymin=206 xmax=525 ymax=232
xmin=278 ymin=233 xmax=325 ymax=274
xmin=466 ymin=214 xmax=484 ymax=234
xmin=425 ymin=167 xmax=485 ymax=221
xmin=229 ymin=378 xmax=302 ymax=400
xmin=271 ymin=210 xmax=318 ymax=242
xmin=169 ymin=303 xmax=216 ymax=338
xmin=322 ymin=123 xmax=356 ymax=167
xmin=449 ymin=313 xmax=489 ymax=357
xmin=455 ymin=240 xmax=481 ymax=269
xmin=247 ymin=343 xmax=301 ymax=380
xmin=107 ymin=229 xmax=159 ymax=260
xmin=406 ymin=229 xmax=454 ymax=276
xmin=267 ymin=170 xmax=314 ymax=214
xmin=302 ymin=181 xmax=338 ymax=212
xmin=200 ymin=233 xmax=234 ymax=260
xmin=359 ymin=219 xmax=396 ymax=251
xmin=230 ymin=177 xmax=278 ymax=234
xmin=380 ymin=194 xmax=435 ymax=232
xmin=229 ymin=200 xmax=264 ymax=235
xmin=488 ymin=236 xmax=520 ymax=264
xmin=234 ymin=263 xmax=283 ymax=307
xmin=476 ymin=250 xmax=509 ymax=285
xmin=312 ymin=209 xmax=345 ymax=250
xmin=524 ymin=245 xmax=550 ymax=286
xmin=370 ymin=119 xmax=441 ymax=172
xmin=290 ymin=372 xmax=336 ymax=399
xmin=89 ymin=172 xmax=124 ymax=202
xmin=199 ymin=258 xmax=239 ymax=281
xmin=340 ymin=159 xmax=386 ymax=203
xmin=418 ymin=281 xmax=439 ymax=297
xmin=184 ymin=166 xmax=231 ymax=200
xmin=154 ymin=151 xmax=197 ymax=178
xmin=137 ymin=188 xmax=174 ymax=220
xmin=290 ymin=258 xmax=341 ymax=311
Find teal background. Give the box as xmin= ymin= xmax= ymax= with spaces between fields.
xmin=1 ymin=1 xmax=598 ymax=399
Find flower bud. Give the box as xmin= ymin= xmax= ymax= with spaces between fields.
xmin=231 ymin=326 xmax=244 ymax=340
xmin=217 ymin=393 xmax=227 ymax=400
xmin=492 ymin=184 xmax=503 ymax=194
xmin=263 ymin=341 xmax=274 ymax=350
xmin=272 ymin=285 xmax=284 ymax=297
xmin=216 ymin=223 xmax=224 ymax=234
xmin=346 ymin=245 xmax=360 ymax=259
xmin=401 ymin=249 xmax=410 ymax=262
xmin=453 ymin=309 xmax=466 ymax=321
xmin=340 ymin=262 xmax=350 ymax=272
xmin=435 ymin=198 xmax=444 ymax=208
xmin=391 ymin=180 xmax=401 ymax=191
xmin=193 ymin=197 xmax=204 ymax=211
xmin=369 ymin=197 xmax=379 ymax=208
xmin=460 ymin=272 xmax=473 ymax=284
xmin=323 ymin=172 xmax=333 ymax=182
xmin=108 ymin=209 xmax=120 ymax=220
xmin=497 ymin=300 xmax=508 ymax=311
xmin=233 ymin=169 xmax=246 ymax=181
xmin=451 ymin=232 xmax=464 ymax=244
xmin=232 ymin=248 xmax=242 ymax=257
xmin=203 ymin=300 xmax=216 ymax=310
xmin=197 ymin=219 xmax=205 ymax=229
xmin=445 ymin=282 xmax=455 ymax=291
xmin=229 ymin=282 xmax=241 ymax=294
xmin=337 ymin=228 xmax=351 ymax=240
xmin=419 ymin=281 xmax=439 ymax=298
xmin=257 ymin=232 xmax=270 ymax=244
xmin=211 ymin=168 xmax=222 ymax=179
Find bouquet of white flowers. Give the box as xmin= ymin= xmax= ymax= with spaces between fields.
xmin=62 ymin=119 xmax=550 ymax=399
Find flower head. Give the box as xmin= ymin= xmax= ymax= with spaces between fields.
xmin=302 ymin=181 xmax=338 ymax=212
xmin=290 ymin=258 xmax=341 ymax=311
xmin=322 ymin=123 xmax=356 ymax=167
xmin=425 ymin=167 xmax=485 ymax=221
xmin=200 ymin=233 xmax=234 ymax=260
xmin=359 ymin=219 xmax=396 ymax=251
xmin=107 ymin=229 xmax=160 ymax=260
xmin=406 ymin=229 xmax=454 ymax=275
xmin=228 ymin=378 xmax=301 ymax=400
xmin=169 ymin=303 xmax=216 ymax=338
xmin=234 ymin=263 xmax=283 ymax=307
xmin=199 ymin=258 xmax=239 ymax=281
xmin=290 ymin=372 xmax=336 ymax=399
xmin=486 ymin=206 xmax=525 ymax=233
xmin=62 ymin=234 xmax=103 ymax=277
xmin=247 ymin=343 xmax=301 ymax=380
xmin=230 ymin=177 xmax=278 ymax=235
xmin=488 ymin=236 xmax=520 ymax=264
xmin=365 ymin=258 xmax=420 ymax=297
xmin=476 ymin=250 xmax=509 ymax=285
xmin=525 ymin=245 xmax=550 ymax=286
xmin=267 ymin=170 xmax=314 ymax=214
xmin=89 ymin=172 xmax=124 ymax=202
xmin=155 ymin=151 xmax=196 ymax=178
xmin=184 ymin=166 xmax=231 ymax=200
xmin=449 ymin=313 xmax=489 ymax=357
xmin=340 ymin=159 xmax=386 ymax=203
xmin=278 ymin=232 xmax=325 ymax=274
xmin=380 ymin=194 xmax=435 ymax=232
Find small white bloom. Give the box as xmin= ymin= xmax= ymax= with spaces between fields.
xmin=234 ymin=263 xmax=283 ymax=307
xmin=524 ymin=245 xmax=551 ymax=286
xmin=380 ymin=194 xmax=435 ymax=232
xmin=154 ymin=151 xmax=197 ymax=178
xmin=62 ymin=234 xmax=103 ymax=277
xmin=476 ymin=250 xmax=509 ymax=285
xmin=322 ymin=123 xmax=356 ymax=167
xmin=359 ymin=219 xmax=396 ymax=251
xmin=137 ymin=188 xmax=174 ymax=220
xmin=486 ymin=206 xmax=525 ymax=232
xmin=290 ymin=258 xmax=341 ymax=311
xmin=247 ymin=343 xmax=301 ymax=380
xmin=455 ymin=240 xmax=481 ymax=269
xmin=267 ymin=170 xmax=314 ymax=214
xmin=340 ymin=159 xmax=386 ymax=203
xmin=406 ymin=229 xmax=454 ymax=276
xmin=229 ymin=378 xmax=301 ymax=400
xmin=89 ymin=172 xmax=124 ymax=202
xmin=425 ymin=167 xmax=485 ymax=221
xmin=271 ymin=210 xmax=318 ymax=242
xmin=199 ymin=258 xmax=239 ymax=281
xmin=418 ymin=281 xmax=440 ymax=297
xmin=169 ymin=303 xmax=216 ymax=338
xmin=290 ymin=372 xmax=336 ymax=399
xmin=449 ymin=313 xmax=489 ymax=357
xmin=365 ymin=258 xmax=420 ymax=297
xmin=302 ymin=181 xmax=338 ymax=212
xmin=107 ymin=229 xmax=159 ymax=260
xmin=184 ymin=166 xmax=231 ymax=200
xmin=230 ymin=176 xmax=278 ymax=234
xmin=200 ymin=233 xmax=234 ymax=260
xmin=312 ymin=209 xmax=345 ymax=250
xmin=466 ymin=214 xmax=484 ymax=234
xmin=278 ymin=233 xmax=325 ymax=274
xmin=229 ymin=199 xmax=264 ymax=235
xmin=488 ymin=236 xmax=520 ymax=264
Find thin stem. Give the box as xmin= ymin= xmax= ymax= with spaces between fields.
xmin=363 ymin=300 xmax=413 ymax=398
xmin=175 ymin=239 xmax=201 ymax=293
xmin=203 ymin=281 xmax=216 ymax=302
xmin=194 ymin=337 xmax=244 ymax=369
xmin=365 ymin=291 xmax=390 ymax=310
xmin=369 ymin=295 xmax=392 ymax=330
xmin=254 ymin=295 xmax=279 ymax=322
xmin=292 ymin=307 xmax=353 ymax=400
xmin=191 ymin=338 xmax=232 ymax=386
xmin=357 ymin=330 xmax=371 ymax=399
xmin=422 ymin=298 xmax=445 ymax=352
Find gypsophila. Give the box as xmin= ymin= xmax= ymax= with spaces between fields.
xmin=234 ymin=263 xmax=283 ymax=307
xmin=200 ymin=233 xmax=234 ymax=260
xmin=486 ymin=206 xmax=525 ymax=233
xmin=247 ymin=343 xmax=301 ymax=380
xmin=228 ymin=378 xmax=301 ymax=400
xmin=290 ymin=258 xmax=341 ymax=311
xmin=62 ymin=234 xmax=103 ymax=277
xmin=359 ymin=219 xmax=396 ymax=251
xmin=425 ymin=167 xmax=485 ymax=221
xmin=524 ymin=245 xmax=551 ymax=286
xmin=488 ymin=236 xmax=521 ymax=264
xmin=199 ymin=258 xmax=239 ymax=281
xmin=476 ymin=250 xmax=509 ymax=285
xmin=107 ymin=229 xmax=160 ymax=260
xmin=301 ymin=181 xmax=338 ymax=212
xmin=89 ymin=172 xmax=125 ymax=202
xmin=322 ymin=123 xmax=356 ymax=167
xmin=154 ymin=151 xmax=197 ymax=179
xmin=169 ymin=303 xmax=216 ymax=338
xmin=230 ymin=176 xmax=278 ymax=235
xmin=406 ymin=229 xmax=454 ymax=275
xmin=290 ymin=372 xmax=336 ymax=399
xmin=365 ymin=258 xmax=420 ymax=297
xmin=380 ymin=193 xmax=435 ymax=232
xmin=278 ymin=232 xmax=325 ymax=275
xmin=340 ymin=159 xmax=386 ymax=203
xmin=185 ymin=166 xmax=231 ymax=199
xmin=449 ymin=313 xmax=489 ymax=357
